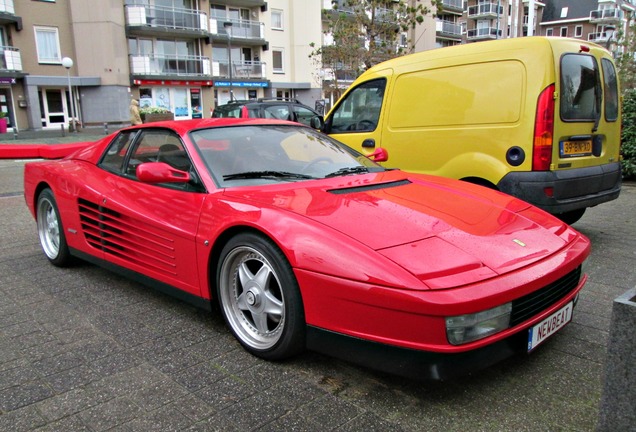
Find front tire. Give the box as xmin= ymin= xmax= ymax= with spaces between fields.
xmin=36 ymin=188 xmax=73 ymax=267
xmin=217 ymin=232 xmax=305 ymax=360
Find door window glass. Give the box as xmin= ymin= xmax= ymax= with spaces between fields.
xmin=601 ymin=58 xmax=618 ymax=122
xmin=329 ymin=79 xmax=385 ymax=132
xmin=293 ymin=106 xmax=319 ymax=127
xmin=100 ymin=131 xmax=137 ymax=173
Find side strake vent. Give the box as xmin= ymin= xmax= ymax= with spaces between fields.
xmin=78 ymin=198 xmax=177 ymax=275
xmin=328 ymin=180 xmax=411 ymax=195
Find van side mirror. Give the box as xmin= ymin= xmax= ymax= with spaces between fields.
xmin=310 ymin=115 xmax=324 ymax=130
xmin=367 ymin=148 xmax=388 ymax=162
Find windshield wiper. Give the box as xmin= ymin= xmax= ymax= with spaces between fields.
xmin=324 ymin=166 xmax=371 ymax=178
xmin=223 ymin=171 xmax=317 ymax=181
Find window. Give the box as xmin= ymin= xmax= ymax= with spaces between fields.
xmin=272 ymin=49 xmax=284 ymax=73
xmin=34 ymin=26 xmax=61 ymax=64
xmin=272 ymin=9 xmax=283 ymax=30
xmin=329 ymin=79 xmax=386 ymax=133
xmin=575 ymin=26 xmax=582 ymax=38
xmin=100 ymin=131 xmax=137 ymax=174
xmin=602 ymin=58 xmax=619 ymax=122
xmin=546 ymin=28 xmax=553 ymax=36
xmin=560 ymin=27 xmax=568 ymax=37
xmin=560 ymin=54 xmax=600 ymax=121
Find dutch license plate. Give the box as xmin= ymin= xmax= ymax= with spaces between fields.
xmin=560 ymin=140 xmax=592 ymax=157
xmin=527 ymin=301 xmax=573 ymax=351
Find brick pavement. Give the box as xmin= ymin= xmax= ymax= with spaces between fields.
xmin=0 ymin=148 xmax=634 ymax=431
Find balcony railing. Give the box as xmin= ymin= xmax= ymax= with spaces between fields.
xmin=467 ymin=3 xmax=504 ymax=18
xmin=0 ymin=0 xmax=15 ymax=14
xmin=590 ymin=8 xmax=622 ymax=22
xmin=125 ymin=3 xmax=208 ymax=33
xmin=441 ymin=0 xmax=464 ymax=13
xmin=588 ymin=31 xmax=617 ymax=43
xmin=1 ymin=46 xmax=21 ymax=71
xmin=209 ymin=18 xmax=264 ymax=41
xmin=467 ymin=27 xmax=502 ymax=40
xmin=436 ymin=20 xmax=462 ymax=37
xmin=129 ymin=54 xmax=211 ymax=76
xmin=211 ymin=60 xmax=266 ymax=80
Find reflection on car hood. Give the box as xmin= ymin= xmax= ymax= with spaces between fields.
xmin=223 ymin=171 xmax=571 ymax=285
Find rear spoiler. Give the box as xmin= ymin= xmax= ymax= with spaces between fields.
xmin=0 ymin=142 xmax=93 ymax=160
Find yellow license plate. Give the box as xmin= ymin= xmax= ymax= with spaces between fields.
xmin=561 ymin=140 xmax=592 ymax=157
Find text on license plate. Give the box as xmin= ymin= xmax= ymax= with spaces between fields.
xmin=527 ymin=301 xmax=573 ymax=351
xmin=561 ymin=140 xmax=592 ymax=157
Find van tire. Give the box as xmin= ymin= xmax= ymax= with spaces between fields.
xmin=556 ymin=208 xmax=586 ymax=225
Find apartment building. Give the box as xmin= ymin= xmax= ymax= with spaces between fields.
xmin=0 ymin=0 xmax=322 ymax=132
xmin=540 ymin=0 xmax=635 ymax=49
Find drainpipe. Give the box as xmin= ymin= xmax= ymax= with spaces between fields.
xmin=528 ymin=0 xmax=535 ymax=36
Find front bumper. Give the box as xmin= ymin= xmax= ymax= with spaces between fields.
xmin=497 ymin=162 xmax=621 ymax=214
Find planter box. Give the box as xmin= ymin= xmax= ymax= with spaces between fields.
xmin=142 ymin=112 xmax=174 ymax=123
xmin=598 ymin=287 xmax=636 ymax=431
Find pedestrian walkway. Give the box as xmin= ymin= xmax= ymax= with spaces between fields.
xmin=0 ymin=127 xmax=116 ymax=145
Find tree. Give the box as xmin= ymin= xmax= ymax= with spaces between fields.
xmin=615 ymin=18 xmax=636 ymax=178
xmin=310 ymin=0 xmax=440 ymax=99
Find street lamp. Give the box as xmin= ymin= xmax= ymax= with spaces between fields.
xmin=62 ymin=57 xmax=77 ymax=133
xmin=223 ymin=21 xmax=233 ymax=102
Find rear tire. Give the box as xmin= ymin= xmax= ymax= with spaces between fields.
xmin=36 ymin=188 xmax=74 ymax=267
xmin=555 ymin=208 xmax=586 ymax=225
xmin=216 ymin=232 xmax=305 ymax=360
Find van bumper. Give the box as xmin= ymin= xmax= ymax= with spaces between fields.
xmin=497 ymin=162 xmax=622 ymax=214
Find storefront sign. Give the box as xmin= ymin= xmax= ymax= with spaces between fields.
xmin=215 ymin=81 xmax=268 ymax=88
xmin=133 ymin=79 xmax=213 ymax=87
xmin=0 ymin=78 xmax=17 ymax=85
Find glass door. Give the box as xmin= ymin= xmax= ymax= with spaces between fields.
xmin=39 ymin=89 xmax=70 ymax=128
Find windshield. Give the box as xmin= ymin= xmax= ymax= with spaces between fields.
xmin=189 ymin=125 xmax=384 ymax=187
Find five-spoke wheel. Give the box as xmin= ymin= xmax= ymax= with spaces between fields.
xmin=217 ymin=233 xmax=305 ymax=360
xmin=36 ymin=188 xmax=72 ymax=267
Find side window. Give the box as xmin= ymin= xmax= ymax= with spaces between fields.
xmin=126 ymin=130 xmax=192 ymax=179
xmin=293 ymin=106 xmax=319 ymax=127
xmin=601 ymin=58 xmax=619 ymax=122
xmin=99 ymin=131 xmax=137 ymax=173
xmin=329 ymin=79 xmax=386 ymax=133
xmin=263 ymin=104 xmax=291 ymax=120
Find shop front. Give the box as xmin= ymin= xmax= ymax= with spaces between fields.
xmin=133 ymin=79 xmax=212 ymax=120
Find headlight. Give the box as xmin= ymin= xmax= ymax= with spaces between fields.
xmin=445 ymin=303 xmax=512 ymax=345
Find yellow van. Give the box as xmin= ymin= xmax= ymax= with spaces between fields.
xmin=323 ymin=37 xmax=621 ymax=224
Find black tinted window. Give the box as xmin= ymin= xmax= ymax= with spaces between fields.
xmin=601 ymin=58 xmax=619 ymax=122
xmin=100 ymin=131 xmax=136 ymax=173
xmin=560 ymin=54 xmax=600 ymax=121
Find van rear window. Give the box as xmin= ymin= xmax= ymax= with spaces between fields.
xmin=601 ymin=58 xmax=619 ymax=122
xmin=560 ymin=54 xmax=600 ymax=121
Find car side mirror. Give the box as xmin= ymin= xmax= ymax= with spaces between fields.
xmin=367 ymin=147 xmax=388 ymax=163
xmin=310 ymin=115 xmax=324 ymax=130
xmin=136 ymin=162 xmax=191 ymax=184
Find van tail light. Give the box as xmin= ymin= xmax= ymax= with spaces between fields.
xmin=533 ymin=84 xmax=555 ymax=171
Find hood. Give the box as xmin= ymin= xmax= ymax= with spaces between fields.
xmin=224 ymin=171 xmax=569 ymax=285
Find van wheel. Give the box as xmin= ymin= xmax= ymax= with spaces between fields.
xmin=556 ymin=208 xmax=586 ymax=225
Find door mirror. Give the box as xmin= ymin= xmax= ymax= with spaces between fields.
xmin=367 ymin=147 xmax=388 ymax=162
xmin=310 ymin=115 xmax=324 ymax=130
xmin=136 ymin=162 xmax=191 ymax=184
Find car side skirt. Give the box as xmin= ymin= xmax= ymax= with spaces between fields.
xmin=71 ymin=248 xmax=212 ymax=312
xmin=306 ymin=325 xmax=533 ymax=381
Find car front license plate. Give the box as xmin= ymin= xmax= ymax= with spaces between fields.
xmin=560 ymin=140 xmax=592 ymax=157
xmin=527 ymin=301 xmax=573 ymax=351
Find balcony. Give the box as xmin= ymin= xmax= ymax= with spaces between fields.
xmin=209 ymin=18 xmax=265 ymax=47
xmin=125 ymin=3 xmax=209 ymax=39
xmin=211 ymin=60 xmax=266 ymax=80
xmin=588 ymin=31 xmax=617 ymax=44
xmin=129 ymin=54 xmax=211 ymax=77
xmin=436 ymin=20 xmax=462 ymax=39
xmin=0 ymin=46 xmax=21 ymax=71
xmin=467 ymin=27 xmax=502 ymax=40
xmin=590 ymin=8 xmax=622 ymax=23
xmin=440 ymin=0 xmax=464 ymax=14
xmin=467 ymin=3 xmax=504 ymax=19
xmin=0 ymin=0 xmax=21 ymax=30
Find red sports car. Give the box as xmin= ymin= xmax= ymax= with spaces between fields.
xmin=23 ymin=118 xmax=590 ymax=380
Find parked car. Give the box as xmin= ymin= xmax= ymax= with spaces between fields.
xmin=23 ymin=118 xmax=590 ymax=380
xmin=212 ymin=98 xmax=324 ymax=129
xmin=322 ymin=37 xmax=622 ymax=224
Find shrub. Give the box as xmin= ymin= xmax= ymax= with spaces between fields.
xmin=622 ymin=89 xmax=636 ymax=179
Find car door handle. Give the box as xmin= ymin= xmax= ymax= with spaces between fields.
xmin=362 ymin=139 xmax=375 ymax=148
